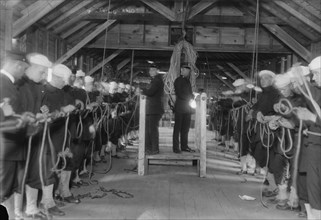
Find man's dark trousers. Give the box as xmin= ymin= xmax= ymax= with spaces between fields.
xmin=145 ymin=114 xmax=162 ymax=153
xmin=173 ymin=112 xmax=191 ymax=151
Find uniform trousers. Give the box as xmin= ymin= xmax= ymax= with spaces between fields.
xmin=145 ymin=114 xmax=162 ymax=153
xmin=0 ymin=160 xmax=25 ymax=203
xmin=173 ymin=113 xmax=191 ymax=151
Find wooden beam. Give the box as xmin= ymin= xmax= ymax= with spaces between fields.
xmin=67 ymin=23 xmax=98 ymax=44
xmin=211 ymin=73 xmax=234 ymax=89
xmin=20 ymin=0 xmax=44 ymax=15
xmin=291 ymin=0 xmax=321 ymax=20
xmin=258 ymin=1 xmax=319 ymax=41
xmin=54 ymin=1 xmax=108 ymax=33
xmin=85 ymin=13 xmax=285 ymax=25
xmin=3 ymin=0 xmax=22 ymax=8
xmin=88 ymin=49 xmax=124 ymax=75
xmin=61 ymin=21 xmax=91 ymax=39
xmin=216 ymin=65 xmax=236 ymax=80
xmin=274 ymin=0 xmax=321 ymax=35
xmin=13 ymin=0 xmax=65 ymax=37
xmin=188 ymin=0 xmax=218 ymax=20
xmin=263 ymin=24 xmax=312 ymax=62
xmin=56 ymin=19 xmax=116 ymax=64
xmin=86 ymin=43 xmax=290 ymax=53
xmin=46 ymin=0 xmax=93 ymax=29
xmin=140 ymin=0 xmax=176 ymax=21
xmin=226 ymin=62 xmax=249 ymax=80
xmin=117 ymin=58 xmax=131 ymax=71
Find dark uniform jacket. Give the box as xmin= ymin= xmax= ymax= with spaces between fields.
xmin=252 ymin=86 xmax=280 ymax=117
xmin=0 ymin=74 xmax=25 ymax=161
xmin=19 ymin=77 xmax=44 ymax=114
xmin=41 ymin=83 xmax=74 ymax=151
xmin=142 ymin=74 xmax=164 ymax=115
xmin=174 ymin=75 xmax=193 ymax=114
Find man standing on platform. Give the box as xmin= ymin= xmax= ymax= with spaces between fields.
xmin=172 ymin=64 xmax=195 ymax=154
xmin=141 ymin=64 xmax=164 ymax=155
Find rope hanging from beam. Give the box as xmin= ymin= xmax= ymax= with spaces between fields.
xmin=250 ymin=0 xmax=260 ymax=101
xmin=164 ymin=0 xmax=199 ymax=95
xmin=100 ymin=0 xmax=112 ymax=81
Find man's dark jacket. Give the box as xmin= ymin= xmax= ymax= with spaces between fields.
xmin=142 ymin=74 xmax=164 ymax=115
xmin=174 ymin=76 xmax=193 ymax=114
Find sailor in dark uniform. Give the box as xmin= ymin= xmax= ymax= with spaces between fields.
xmin=0 ymin=51 xmax=29 ymax=219
xmin=18 ymin=53 xmax=55 ymax=219
xmin=172 ymin=64 xmax=195 ymax=153
xmin=39 ymin=64 xmax=77 ymax=214
xmin=294 ymin=57 xmax=321 ymax=218
xmin=141 ymin=65 xmax=164 ymax=155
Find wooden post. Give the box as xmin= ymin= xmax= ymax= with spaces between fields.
xmin=138 ymin=95 xmax=147 ymax=176
xmin=286 ymin=54 xmax=292 ymax=70
xmin=199 ymin=93 xmax=207 ymax=177
xmin=195 ymin=95 xmax=201 ymax=149
xmin=130 ymin=50 xmax=135 ymax=98
xmin=280 ymin=57 xmax=285 ymax=74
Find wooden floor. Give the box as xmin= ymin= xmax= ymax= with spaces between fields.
xmin=44 ymin=128 xmax=303 ymax=219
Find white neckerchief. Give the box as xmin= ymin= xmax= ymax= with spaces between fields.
xmin=0 ymin=69 xmax=15 ymax=84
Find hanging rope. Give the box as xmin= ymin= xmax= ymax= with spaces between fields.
xmin=164 ymin=0 xmax=199 ymax=94
xmin=100 ymin=0 xmax=112 ymax=81
xmin=250 ymin=0 xmax=260 ymax=101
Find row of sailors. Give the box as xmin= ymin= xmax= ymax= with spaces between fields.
xmin=211 ymin=57 xmax=321 ymax=219
xmin=0 ymin=51 xmax=139 ymax=220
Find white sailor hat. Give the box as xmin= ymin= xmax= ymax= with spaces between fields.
xmin=309 ymin=56 xmax=321 ymax=71
xmin=84 ymin=76 xmax=94 ymax=83
xmin=274 ymin=74 xmax=291 ymax=88
xmin=52 ymin=64 xmax=72 ymax=78
xmin=76 ymin=70 xmax=85 ymax=77
xmin=232 ymin=78 xmax=246 ymax=87
xmin=101 ymin=82 xmax=109 ymax=90
xmin=258 ymin=70 xmax=276 ymax=78
xmin=27 ymin=53 xmax=52 ymax=68
xmin=222 ymin=90 xmax=234 ymax=96
xmin=118 ymin=82 xmax=125 ymax=88
xmin=289 ymin=66 xmax=310 ymax=77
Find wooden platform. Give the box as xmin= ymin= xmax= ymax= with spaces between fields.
xmin=146 ymin=148 xmax=201 ymax=175
xmin=138 ymin=94 xmax=207 ymax=177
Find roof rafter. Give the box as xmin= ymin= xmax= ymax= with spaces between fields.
xmin=46 ymin=0 xmax=94 ymax=29
xmin=13 ymin=0 xmax=65 ymax=37
xmin=188 ymin=0 xmax=218 ymax=20
xmin=140 ymin=0 xmax=176 ymax=21
xmin=244 ymin=0 xmax=318 ymax=41
xmin=54 ymin=1 xmax=108 ymax=34
xmin=56 ymin=19 xmax=116 ymax=64
xmin=88 ymin=49 xmax=124 ymax=76
xmin=263 ymin=24 xmax=312 ymax=62
xmin=274 ymin=0 xmax=321 ymax=35
xmin=61 ymin=21 xmax=91 ymax=39
xmin=226 ymin=63 xmax=249 ymax=80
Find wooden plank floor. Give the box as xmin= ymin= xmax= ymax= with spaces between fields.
xmin=51 ymin=127 xmax=300 ymax=219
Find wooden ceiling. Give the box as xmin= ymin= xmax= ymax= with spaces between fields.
xmin=4 ymin=0 xmax=321 ymax=84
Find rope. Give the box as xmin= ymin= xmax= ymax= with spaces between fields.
xmin=250 ymin=0 xmax=260 ymax=101
xmin=291 ymin=120 xmax=303 ymax=195
xmin=39 ymin=121 xmax=49 ymax=190
xmin=19 ymin=135 xmax=33 ymax=213
xmin=100 ymin=0 xmax=112 ymax=81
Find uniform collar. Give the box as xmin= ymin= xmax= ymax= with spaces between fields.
xmin=0 ymin=69 xmax=15 ymax=83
